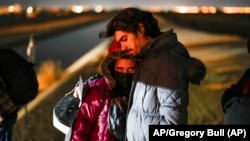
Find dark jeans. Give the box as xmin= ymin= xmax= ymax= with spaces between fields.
xmin=0 ymin=113 xmax=17 ymax=141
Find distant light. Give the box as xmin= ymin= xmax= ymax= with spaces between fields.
xmin=26 ymin=6 xmax=36 ymax=18
xmin=243 ymin=7 xmax=250 ymax=13
xmin=95 ymin=5 xmax=103 ymax=13
xmin=200 ymin=7 xmax=217 ymax=14
xmin=209 ymin=7 xmax=217 ymax=14
xmin=71 ymin=5 xmax=83 ymax=13
xmin=26 ymin=6 xmax=33 ymax=14
xmin=181 ymin=7 xmax=188 ymax=13
xmin=221 ymin=7 xmax=250 ymax=14
xmin=148 ymin=6 xmax=162 ymax=13
xmin=7 ymin=4 xmax=22 ymax=13
xmin=8 ymin=5 xmax=15 ymax=13
xmin=171 ymin=6 xmax=199 ymax=14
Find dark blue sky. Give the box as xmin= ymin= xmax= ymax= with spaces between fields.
xmin=1 ymin=0 xmax=250 ymax=8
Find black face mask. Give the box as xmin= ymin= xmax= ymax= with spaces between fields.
xmin=114 ymin=72 xmax=133 ymax=89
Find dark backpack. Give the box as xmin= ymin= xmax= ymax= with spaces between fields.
xmin=0 ymin=48 xmax=38 ymax=105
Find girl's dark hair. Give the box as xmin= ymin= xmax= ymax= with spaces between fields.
xmin=99 ymin=7 xmax=160 ymax=38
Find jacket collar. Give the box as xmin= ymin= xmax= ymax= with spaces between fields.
xmin=136 ymin=29 xmax=180 ymax=59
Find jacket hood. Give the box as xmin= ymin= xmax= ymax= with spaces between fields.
xmin=100 ymin=51 xmax=117 ymax=90
xmin=187 ymin=56 xmax=206 ymax=85
xmin=136 ymin=29 xmax=206 ymax=85
xmin=101 ymin=50 xmax=139 ymax=89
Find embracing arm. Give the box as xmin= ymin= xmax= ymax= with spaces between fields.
xmin=157 ymin=88 xmax=188 ymax=125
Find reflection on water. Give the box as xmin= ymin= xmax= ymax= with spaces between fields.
xmin=13 ymin=19 xmax=109 ymax=69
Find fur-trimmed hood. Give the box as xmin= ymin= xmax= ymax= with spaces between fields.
xmin=100 ymin=50 xmax=139 ymax=89
xmin=100 ymin=51 xmax=117 ymax=90
xmin=186 ymin=56 xmax=206 ymax=85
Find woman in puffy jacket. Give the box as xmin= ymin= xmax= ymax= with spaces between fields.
xmin=69 ymin=41 xmax=139 ymax=141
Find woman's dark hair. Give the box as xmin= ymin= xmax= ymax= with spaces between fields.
xmin=99 ymin=7 xmax=160 ymax=38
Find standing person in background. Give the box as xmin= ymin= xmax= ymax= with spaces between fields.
xmin=69 ymin=41 xmax=140 ymax=141
xmin=0 ymin=46 xmax=38 ymax=141
xmin=99 ymin=7 xmax=206 ymax=141
xmin=221 ymin=37 xmax=250 ymax=124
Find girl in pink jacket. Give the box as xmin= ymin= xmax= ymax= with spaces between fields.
xmin=70 ymin=41 xmax=139 ymax=141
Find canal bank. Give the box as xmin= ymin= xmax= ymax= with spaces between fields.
xmin=0 ymin=12 xmax=116 ymax=48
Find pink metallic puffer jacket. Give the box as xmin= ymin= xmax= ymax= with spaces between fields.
xmin=70 ymin=76 xmax=117 ymax=141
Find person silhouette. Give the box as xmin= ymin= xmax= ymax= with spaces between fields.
xmin=221 ymin=37 xmax=250 ymax=124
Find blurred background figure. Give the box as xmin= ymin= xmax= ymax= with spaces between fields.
xmin=26 ymin=34 xmax=36 ymax=64
xmin=0 ymin=45 xmax=38 ymax=141
xmin=221 ymin=36 xmax=250 ymax=124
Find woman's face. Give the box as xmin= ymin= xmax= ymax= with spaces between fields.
xmin=114 ymin=58 xmax=136 ymax=74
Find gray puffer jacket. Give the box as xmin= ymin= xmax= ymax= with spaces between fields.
xmin=126 ymin=29 xmax=206 ymax=141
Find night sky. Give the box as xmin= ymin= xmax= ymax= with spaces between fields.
xmin=1 ymin=0 xmax=250 ymax=8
